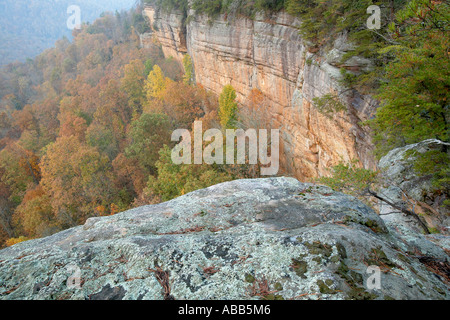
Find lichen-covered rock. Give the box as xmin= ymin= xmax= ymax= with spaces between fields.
xmin=378 ymin=139 xmax=450 ymax=235
xmin=0 ymin=178 xmax=448 ymax=300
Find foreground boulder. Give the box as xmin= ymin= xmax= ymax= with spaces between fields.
xmin=0 ymin=177 xmax=449 ymax=300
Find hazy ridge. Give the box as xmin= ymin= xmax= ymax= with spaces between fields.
xmin=0 ymin=0 xmax=136 ymax=65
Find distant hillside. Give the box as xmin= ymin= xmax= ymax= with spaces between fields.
xmin=0 ymin=0 xmax=137 ymax=66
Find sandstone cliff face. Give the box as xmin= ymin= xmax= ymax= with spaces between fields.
xmin=142 ymin=6 xmax=378 ymax=180
xmin=1 ymin=178 xmax=449 ymax=300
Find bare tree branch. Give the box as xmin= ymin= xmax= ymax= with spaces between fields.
xmin=367 ymin=188 xmax=430 ymax=234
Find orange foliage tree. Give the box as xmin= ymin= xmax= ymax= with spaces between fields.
xmin=40 ymin=136 xmax=117 ymax=228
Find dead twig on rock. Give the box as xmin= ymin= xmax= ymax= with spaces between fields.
xmin=148 ymin=263 xmax=174 ymax=300
xmin=203 ymin=265 xmax=220 ymax=276
xmin=248 ymin=277 xmax=276 ymax=298
xmin=417 ymin=256 xmax=450 ymax=284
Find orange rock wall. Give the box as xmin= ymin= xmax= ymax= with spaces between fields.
xmin=143 ymin=6 xmax=378 ymax=180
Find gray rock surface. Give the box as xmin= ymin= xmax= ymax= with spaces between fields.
xmin=378 ymin=139 xmax=450 ymax=234
xmin=0 ymin=177 xmax=448 ymax=300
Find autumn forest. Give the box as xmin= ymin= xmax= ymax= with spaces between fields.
xmin=1 ymin=0 xmax=449 ymax=248
xmin=0 ymin=5 xmax=263 ymax=247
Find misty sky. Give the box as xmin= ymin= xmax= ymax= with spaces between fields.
xmin=0 ymin=0 xmax=138 ymax=65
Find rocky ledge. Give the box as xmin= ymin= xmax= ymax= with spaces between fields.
xmin=0 ymin=177 xmax=449 ymax=300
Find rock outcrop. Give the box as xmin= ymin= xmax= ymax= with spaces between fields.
xmin=142 ymin=6 xmax=378 ymax=180
xmin=1 ymin=177 xmax=448 ymax=300
xmin=378 ymin=139 xmax=450 ymax=235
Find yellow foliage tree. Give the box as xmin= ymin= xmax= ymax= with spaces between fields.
xmin=5 ymin=236 xmax=30 ymax=247
xmin=145 ymin=65 xmax=168 ymax=101
xmin=120 ymin=59 xmax=146 ymax=114
xmin=219 ymin=85 xmax=238 ymax=129
xmin=144 ymin=64 xmax=175 ymax=113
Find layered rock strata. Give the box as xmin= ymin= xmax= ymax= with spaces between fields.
xmin=142 ymin=6 xmax=378 ymax=179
